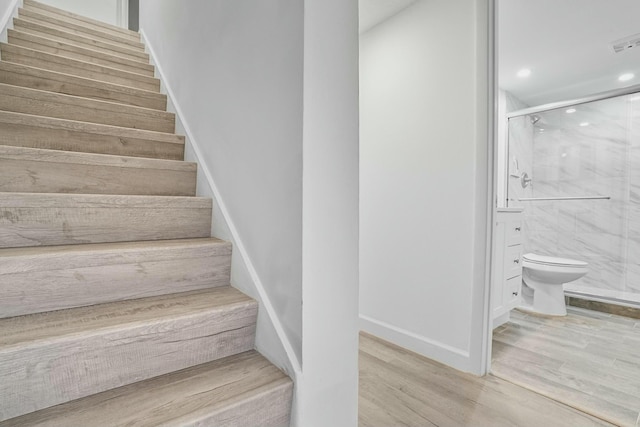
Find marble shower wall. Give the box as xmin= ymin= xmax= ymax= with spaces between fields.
xmin=507 ymin=93 xmax=640 ymax=298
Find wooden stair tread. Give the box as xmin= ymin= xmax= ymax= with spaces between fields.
xmin=0 ymin=145 xmax=193 ymax=171
xmin=0 ymin=82 xmax=174 ymax=132
xmin=0 ymin=351 xmax=293 ymax=427
xmin=0 ymin=288 xmax=258 ymax=421
xmin=0 ymin=60 xmax=166 ymax=109
xmin=8 ymin=29 xmax=154 ymax=76
xmin=23 ymin=0 xmax=140 ymax=40
xmin=0 ymin=237 xmax=229 ymax=259
xmin=18 ymin=8 xmax=145 ymax=51
xmin=0 ymin=145 xmax=196 ymax=196
xmin=0 ymin=287 xmax=253 ymax=347
xmin=0 ymin=191 xmax=211 ymax=209
xmin=0 ymin=110 xmax=182 ymax=145
xmin=0 ymin=110 xmax=185 ymax=160
xmin=0 ymin=0 xmax=293 ymax=424
xmin=13 ymin=17 xmax=148 ymax=62
xmin=0 ymin=192 xmax=212 ymax=248
xmin=0 ymin=237 xmax=232 ymax=319
xmin=0 ymin=43 xmax=159 ymax=91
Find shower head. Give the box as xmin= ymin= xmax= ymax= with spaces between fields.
xmin=530 ymin=115 xmax=541 ymax=125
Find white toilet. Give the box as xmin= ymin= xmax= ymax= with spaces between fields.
xmin=520 ymin=253 xmax=588 ymax=316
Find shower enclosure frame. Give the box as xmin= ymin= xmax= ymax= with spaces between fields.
xmin=484 ymin=82 xmax=640 ymax=374
xmin=504 ymin=83 xmax=640 ymax=305
xmin=505 ymin=83 xmax=640 ymax=120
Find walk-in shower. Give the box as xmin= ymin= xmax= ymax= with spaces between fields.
xmin=505 ymin=85 xmax=640 ymax=307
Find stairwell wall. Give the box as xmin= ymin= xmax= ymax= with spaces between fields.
xmin=0 ymin=0 xmax=19 ymax=42
xmin=139 ymin=0 xmax=303 ymax=379
xmin=140 ymin=2 xmax=360 ymax=425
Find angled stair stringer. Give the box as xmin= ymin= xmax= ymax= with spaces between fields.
xmin=0 ymin=1 xmax=293 ymax=425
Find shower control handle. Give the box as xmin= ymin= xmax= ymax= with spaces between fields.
xmin=515 ymin=226 xmax=521 ymax=231
xmin=513 ymin=258 xmax=520 ymax=264
xmin=512 ymin=291 xmax=519 ymax=296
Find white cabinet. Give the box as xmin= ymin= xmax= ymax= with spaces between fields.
xmin=492 ymin=208 xmax=524 ymax=328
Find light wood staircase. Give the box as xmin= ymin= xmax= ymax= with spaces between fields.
xmin=0 ymin=1 xmax=293 ymax=425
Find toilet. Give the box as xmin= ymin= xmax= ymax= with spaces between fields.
xmin=520 ymin=253 xmax=588 ymax=316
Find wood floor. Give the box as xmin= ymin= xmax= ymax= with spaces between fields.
xmin=492 ymin=307 xmax=640 ymax=427
xmin=359 ymin=332 xmax=614 ymax=427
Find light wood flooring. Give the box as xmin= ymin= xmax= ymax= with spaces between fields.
xmin=493 ymin=307 xmax=640 ymax=427
xmin=359 ymin=332 xmax=614 ymax=427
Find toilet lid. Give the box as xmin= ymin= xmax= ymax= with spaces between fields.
xmin=523 ymin=253 xmax=588 ymax=267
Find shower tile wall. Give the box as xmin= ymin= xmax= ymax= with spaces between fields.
xmin=507 ymin=94 xmax=640 ymax=298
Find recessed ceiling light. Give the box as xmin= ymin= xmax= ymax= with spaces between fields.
xmin=619 ymin=73 xmax=635 ymax=82
xmin=539 ymin=128 xmax=545 ymax=132
xmin=579 ymin=122 xmax=589 ymax=127
xmin=517 ymin=68 xmax=531 ymax=78
xmin=566 ymin=108 xmax=576 ymax=114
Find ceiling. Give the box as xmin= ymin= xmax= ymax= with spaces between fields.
xmin=359 ymin=0 xmax=418 ymax=34
xmin=499 ymin=0 xmax=640 ymax=107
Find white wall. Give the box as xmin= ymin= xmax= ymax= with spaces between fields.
xmin=139 ymin=0 xmax=303 ymax=371
xmin=36 ymin=0 xmax=123 ymax=27
xmin=298 ymin=0 xmax=360 ymax=425
xmin=360 ymin=0 xmax=491 ymax=373
xmin=0 ymin=0 xmax=19 ymax=42
xmin=140 ymin=1 xmax=360 ymax=425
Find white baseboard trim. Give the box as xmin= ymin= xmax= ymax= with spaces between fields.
xmin=139 ymin=28 xmax=302 ymax=377
xmin=360 ymin=314 xmax=472 ymax=372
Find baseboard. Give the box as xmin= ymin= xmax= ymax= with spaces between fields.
xmin=360 ymin=314 xmax=472 ymax=373
xmin=566 ymin=296 xmax=640 ymax=320
xmin=139 ymin=29 xmax=301 ymax=379
xmin=0 ymin=0 xmax=20 ymax=44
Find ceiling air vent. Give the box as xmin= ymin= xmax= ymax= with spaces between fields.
xmin=610 ymin=33 xmax=640 ymax=53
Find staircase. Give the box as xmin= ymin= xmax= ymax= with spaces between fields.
xmin=0 ymin=1 xmax=293 ymax=425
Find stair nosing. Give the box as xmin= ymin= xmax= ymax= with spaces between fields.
xmin=0 ymin=60 xmax=165 ymax=102
xmin=0 ymin=192 xmax=212 ymax=208
xmin=0 ymin=238 xmax=230 ymax=259
xmin=0 ymin=145 xmax=195 ymax=171
xmin=0 ymin=110 xmax=184 ymax=144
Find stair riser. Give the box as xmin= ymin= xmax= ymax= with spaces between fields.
xmin=0 ymin=309 xmax=257 ymax=421
xmin=0 ymin=62 xmax=166 ymax=110
xmin=0 ymin=159 xmax=195 ymax=196
xmin=0 ymin=194 xmax=211 ymax=248
xmin=0 ymin=116 xmax=184 ymax=160
xmin=0 ymin=351 xmax=291 ymax=427
xmin=8 ymin=30 xmax=155 ymax=77
xmin=18 ymin=8 xmax=146 ymax=51
xmin=14 ymin=18 xmax=148 ymax=63
xmin=0 ymin=85 xmax=174 ymax=133
xmin=0 ymin=241 xmax=232 ymax=318
xmin=23 ymin=0 xmax=140 ymax=41
xmin=1 ymin=44 xmax=160 ymax=91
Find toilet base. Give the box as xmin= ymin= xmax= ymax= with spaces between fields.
xmin=520 ymin=279 xmax=567 ymax=316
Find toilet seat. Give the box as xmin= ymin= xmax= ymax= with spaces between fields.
xmin=523 ymin=253 xmax=588 ymax=268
